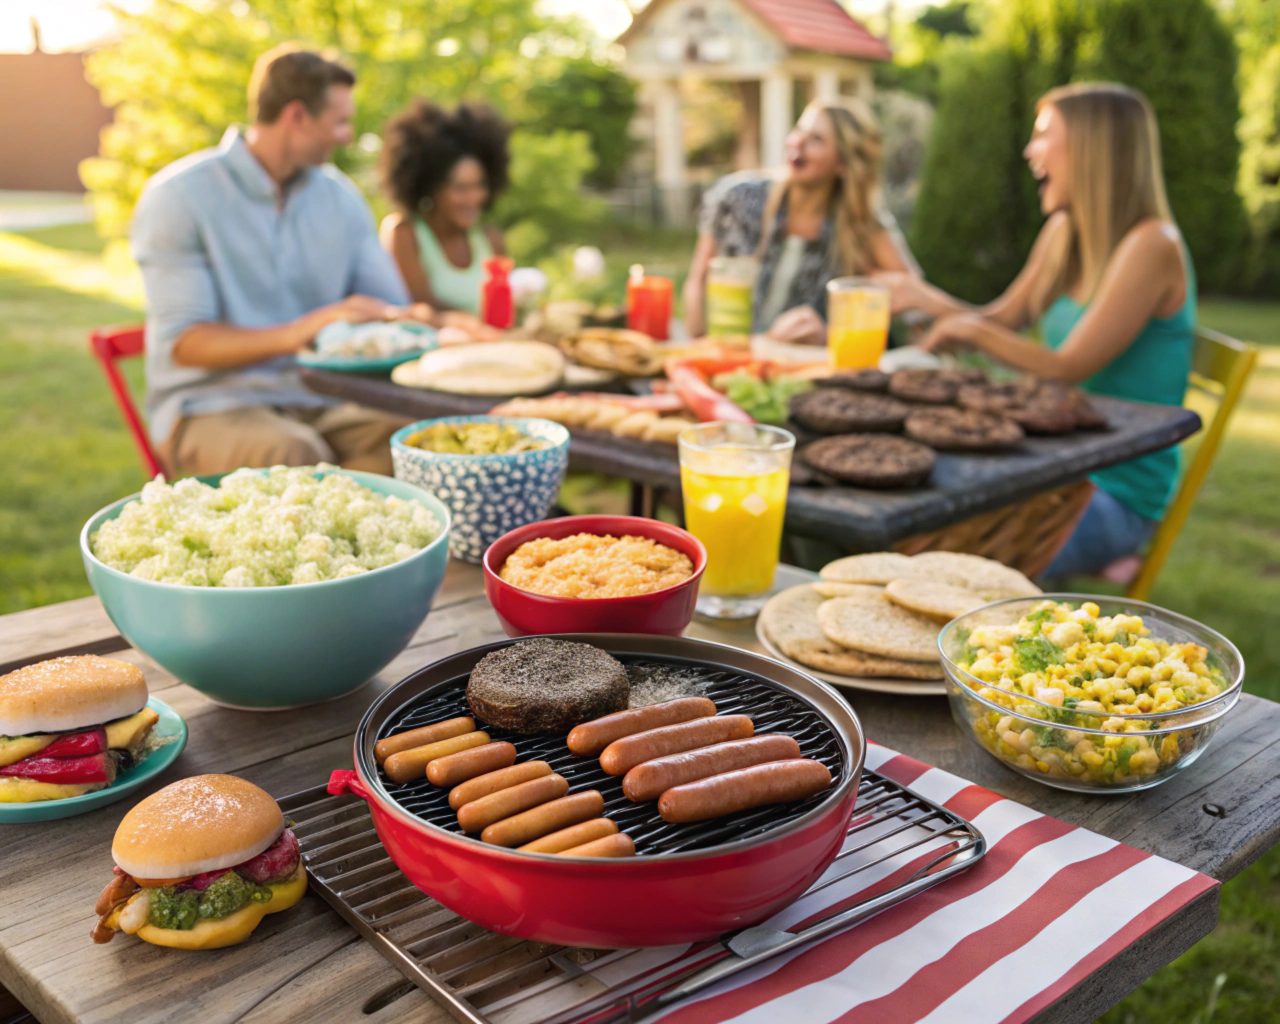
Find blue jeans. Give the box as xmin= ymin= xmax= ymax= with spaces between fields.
xmin=1042 ymin=488 xmax=1158 ymax=580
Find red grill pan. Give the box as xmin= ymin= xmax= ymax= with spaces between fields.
xmin=330 ymin=634 xmax=864 ymax=948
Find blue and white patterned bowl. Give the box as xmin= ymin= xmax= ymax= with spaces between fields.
xmin=391 ymin=416 xmax=571 ymax=564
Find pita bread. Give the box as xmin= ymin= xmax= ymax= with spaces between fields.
xmin=906 ymin=552 xmax=1042 ymax=599
xmin=885 ymin=578 xmax=989 ymax=624
xmin=811 ymin=581 xmax=885 ymax=600
xmin=817 ymin=596 xmax=943 ymax=662
xmin=759 ymin=586 xmax=944 ymax=680
xmin=819 ymin=553 xmax=916 ymax=585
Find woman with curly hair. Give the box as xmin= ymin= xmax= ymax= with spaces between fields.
xmin=379 ymin=100 xmax=510 ymax=329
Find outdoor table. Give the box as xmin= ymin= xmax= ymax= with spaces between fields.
xmin=298 ymin=366 xmax=1201 ymax=549
xmin=3 ymin=562 xmax=1276 ymax=1024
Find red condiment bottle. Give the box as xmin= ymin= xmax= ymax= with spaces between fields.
xmin=482 ymin=257 xmax=515 ymax=329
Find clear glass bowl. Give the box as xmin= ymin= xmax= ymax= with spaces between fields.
xmin=938 ymin=595 xmax=1245 ymax=794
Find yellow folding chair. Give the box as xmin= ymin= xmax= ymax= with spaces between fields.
xmin=1122 ymin=326 xmax=1258 ymax=601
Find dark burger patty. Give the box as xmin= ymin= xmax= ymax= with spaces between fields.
xmin=1008 ymin=399 xmax=1078 ymax=434
xmin=904 ymin=408 xmax=1024 ymax=451
xmin=888 ymin=369 xmax=959 ymax=405
xmin=957 ymin=380 xmax=1038 ymax=413
xmin=789 ymin=387 xmax=908 ymax=435
xmin=801 ymin=434 xmax=936 ymax=488
xmin=467 ymin=638 xmax=630 ymax=734
xmin=816 ymin=368 xmax=890 ymax=393
xmin=1068 ymin=390 xmax=1108 ymax=430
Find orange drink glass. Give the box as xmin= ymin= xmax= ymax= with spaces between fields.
xmin=679 ymin=421 xmax=795 ymax=619
xmin=826 ymin=277 xmax=890 ymax=369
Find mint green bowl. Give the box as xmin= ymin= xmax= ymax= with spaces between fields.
xmin=80 ymin=470 xmax=451 ymax=710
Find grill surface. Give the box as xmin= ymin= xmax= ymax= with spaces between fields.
xmin=374 ymin=657 xmax=845 ymax=855
xmin=286 ymin=768 xmax=985 ymax=1024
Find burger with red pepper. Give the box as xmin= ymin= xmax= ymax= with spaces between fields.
xmin=0 ymin=655 xmax=159 ymax=802
xmin=93 ymin=774 xmax=306 ymax=949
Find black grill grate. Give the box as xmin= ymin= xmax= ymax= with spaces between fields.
xmin=374 ymin=658 xmax=845 ymax=855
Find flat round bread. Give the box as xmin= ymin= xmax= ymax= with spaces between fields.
xmin=811 ymin=581 xmax=885 ymax=600
xmin=904 ymin=408 xmax=1024 ymax=452
xmin=885 ymin=578 xmax=989 ymax=624
xmin=817 ymin=595 xmax=943 ymax=662
xmin=906 ymin=551 xmax=1042 ymax=599
xmin=800 ymin=435 xmax=935 ymax=488
xmin=759 ymin=586 xmax=944 ymax=679
xmin=820 ymin=552 xmax=915 ymax=585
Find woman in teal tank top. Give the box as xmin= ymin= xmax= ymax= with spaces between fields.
xmin=874 ymin=82 xmax=1195 ymax=577
xmin=378 ymin=100 xmax=510 ymax=330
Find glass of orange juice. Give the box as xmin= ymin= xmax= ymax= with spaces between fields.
xmin=679 ymin=421 xmax=795 ymax=619
xmin=826 ymin=277 xmax=890 ymax=369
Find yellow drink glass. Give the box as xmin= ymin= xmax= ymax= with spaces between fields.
xmin=827 ymin=277 xmax=890 ymax=369
xmin=678 ymin=421 xmax=795 ymax=619
xmin=706 ymin=256 xmax=759 ymax=340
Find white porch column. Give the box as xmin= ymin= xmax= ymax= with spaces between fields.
xmin=652 ymin=78 xmax=688 ymax=224
xmin=760 ymin=71 xmax=793 ymax=168
xmin=814 ymin=68 xmax=840 ymax=102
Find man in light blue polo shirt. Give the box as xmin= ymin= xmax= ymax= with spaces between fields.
xmin=132 ymin=45 xmax=425 ymax=476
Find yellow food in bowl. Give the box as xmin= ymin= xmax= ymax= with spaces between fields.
xmin=500 ymin=533 xmax=693 ymax=599
xmin=403 ymin=422 xmax=548 ymax=455
xmin=950 ymin=600 xmax=1232 ymax=788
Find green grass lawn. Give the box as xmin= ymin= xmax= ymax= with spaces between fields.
xmin=1 ymin=221 xmax=1277 ymax=1018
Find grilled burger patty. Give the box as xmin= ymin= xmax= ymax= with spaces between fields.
xmin=467 ymin=639 xmax=630 ymax=734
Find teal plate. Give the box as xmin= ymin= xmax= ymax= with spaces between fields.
xmin=296 ymin=326 xmax=439 ymax=373
xmin=0 ymin=697 xmax=188 ymax=823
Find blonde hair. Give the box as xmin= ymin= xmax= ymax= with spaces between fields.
xmin=757 ymin=96 xmax=883 ymax=276
xmin=1029 ymin=82 xmax=1173 ymax=317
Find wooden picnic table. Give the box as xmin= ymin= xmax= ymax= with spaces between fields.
xmin=3 ymin=562 xmax=1277 ymax=1024
xmin=298 ymin=366 xmax=1202 ymax=550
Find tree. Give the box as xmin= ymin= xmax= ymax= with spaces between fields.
xmin=1239 ymin=43 xmax=1280 ymax=293
xmin=909 ymin=0 xmax=1247 ymax=300
xmin=81 ymin=0 xmax=608 ymax=260
xmin=525 ymin=57 xmax=637 ymax=188
xmin=908 ymin=43 xmax=1041 ymax=301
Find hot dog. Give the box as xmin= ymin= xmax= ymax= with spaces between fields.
xmin=600 ymin=715 xmax=754 ymax=776
xmin=448 ymin=761 xmax=552 ymax=810
xmin=622 ymin=734 xmax=802 ymax=802
xmin=375 ymin=716 xmax=475 ymax=764
xmin=426 ymin=742 xmax=517 ymax=788
xmin=457 ymin=774 xmax=569 ymax=833
xmin=518 ymin=817 xmax=618 ymax=854
xmin=480 ymin=790 xmax=605 ymax=847
xmin=567 ymin=697 xmax=717 ymax=757
xmin=559 ymin=833 xmax=636 ymax=858
xmin=658 ymin=759 xmax=832 ymax=823
xmin=383 ymin=731 xmax=490 ymax=784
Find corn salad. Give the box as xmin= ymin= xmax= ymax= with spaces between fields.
xmin=952 ymin=600 xmax=1228 ymax=786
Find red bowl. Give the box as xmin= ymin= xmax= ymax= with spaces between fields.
xmin=482 ymin=515 xmax=707 ymax=637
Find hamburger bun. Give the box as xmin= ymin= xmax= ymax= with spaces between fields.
xmin=112 ymin=775 xmax=284 ymax=880
xmin=0 ymin=656 xmax=146 ymax=737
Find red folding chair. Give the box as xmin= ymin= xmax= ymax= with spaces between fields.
xmin=89 ymin=324 xmax=165 ymax=479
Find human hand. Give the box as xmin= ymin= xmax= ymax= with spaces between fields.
xmin=918 ymin=312 xmax=982 ymax=353
xmin=870 ymin=271 xmax=930 ymax=315
xmin=766 ymin=305 xmax=826 ymax=346
xmin=438 ymin=309 xmax=502 ymax=341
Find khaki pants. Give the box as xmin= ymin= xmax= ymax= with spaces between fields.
xmin=162 ymin=403 xmax=411 ymax=477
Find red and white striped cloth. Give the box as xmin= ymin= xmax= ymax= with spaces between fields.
xmin=541 ymin=743 xmax=1217 ymax=1024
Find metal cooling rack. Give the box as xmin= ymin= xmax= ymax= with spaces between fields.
xmin=282 ymin=769 xmax=985 ymax=1024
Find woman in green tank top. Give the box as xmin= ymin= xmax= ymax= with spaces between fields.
xmin=874 ymin=83 xmax=1194 ymax=577
xmin=379 ymin=101 xmax=510 ymax=332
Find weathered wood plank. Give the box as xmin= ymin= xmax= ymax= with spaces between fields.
xmin=236 ymin=941 xmax=451 ymax=1024
xmin=0 ymin=597 xmax=122 ymax=673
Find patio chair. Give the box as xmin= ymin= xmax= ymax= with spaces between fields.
xmin=1107 ymin=326 xmax=1259 ymax=601
xmin=89 ymin=324 xmax=164 ymax=479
